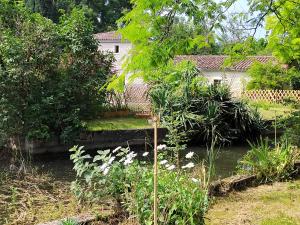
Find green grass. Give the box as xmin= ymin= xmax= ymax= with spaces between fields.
xmin=261 ymin=214 xmax=298 ymax=225
xmin=249 ymin=100 xmax=295 ymax=120
xmin=206 ymin=180 xmax=300 ymax=225
xmin=85 ymin=117 xmax=151 ymax=131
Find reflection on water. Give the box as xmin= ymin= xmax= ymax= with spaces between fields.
xmin=183 ymin=145 xmax=250 ymax=179
xmin=33 ymin=145 xmax=250 ymax=182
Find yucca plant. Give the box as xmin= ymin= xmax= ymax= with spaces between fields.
xmin=149 ymin=62 xmax=265 ymax=146
xmin=237 ymin=138 xmax=300 ymax=183
xmin=60 ymin=218 xmax=78 ymax=225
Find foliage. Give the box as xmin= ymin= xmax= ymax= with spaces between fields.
xmin=60 ymin=218 xmax=78 ymax=225
xmin=246 ymin=62 xmax=300 ymax=90
xmin=263 ymin=0 xmax=300 ymax=70
xmin=126 ymin=166 xmax=208 ymax=225
xmin=237 ymin=138 xmax=300 ymax=182
xmin=108 ymin=0 xmax=233 ymax=90
xmin=280 ymin=108 xmax=300 ymax=146
xmin=24 ymin=0 xmax=132 ymax=32
xmin=0 ymin=2 xmax=114 ymax=144
xmin=149 ymin=61 xmax=265 ymax=145
xmin=223 ymin=37 xmax=269 ymax=58
xmin=70 ymin=145 xmax=210 ymax=225
xmin=228 ymin=0 xmax=300 ymax=71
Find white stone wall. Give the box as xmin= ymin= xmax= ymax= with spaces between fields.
xmin=201 ymin=71 xmax=251 ymax=97
xmin=97 ymin=41 xmax=251 ymax=96
xmin=98 ymin=42 xmax=132 ymax=71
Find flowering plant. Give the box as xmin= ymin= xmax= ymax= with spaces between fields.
xmin=70 ymin=145 xmax=209 ymax=225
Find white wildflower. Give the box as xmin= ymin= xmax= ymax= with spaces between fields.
xmin=185 ymin=152 xmax=194 ymax=159
xmin=142 ymin=152 xmax=149 ymax=157
xmin=167 ymin=165 xmax=176 ymax=170
xmin=191 ymin=178 xmax=200 ymax=183
xmin=182 ymin=162 xmax=195 ymax=169
xmin=103 ymin=167 xmax=110 ymax=175
xmin=127 ymin=152 xmax=137 ymax=158
xmin=160 ymin=160 xmax=168 ymax=165
xmin=100 ymin=163 xmax=108 ymax=171
xmin=165 ymin=164 xmax=170 ymax=168
xmin=157 ymin=144 xmax=167 ymax=150
xmin=124 ymin=158 xmax=133 ymax=166
xmin=113 ymin=146 xmax=122 ymax=153
xmin=108 ymin=156 xmax=115 ymax=165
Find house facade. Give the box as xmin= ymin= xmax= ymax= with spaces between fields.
xmin=94 ymin=31 xmax=132 ymax=72
xmin=95 ymin=31 xmax=275 ymax=98
xmin=176 ymin=55 xmax=275 ymax=97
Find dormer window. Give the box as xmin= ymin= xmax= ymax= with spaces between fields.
xmin=115 ymin=45 xmax=119 ymax=53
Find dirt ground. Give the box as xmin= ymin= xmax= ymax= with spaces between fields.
xmin=0 ymin=170 xmax=114 ymax=225
xmin=206 ymin=179 xmax=300 ymax=225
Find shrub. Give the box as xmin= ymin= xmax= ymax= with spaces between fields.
xmin=237 ymin=139 xmax=300 ymax=182
xmin=126 ymin=168 xmax=208 ymax=225
xmin=246 ymin=61 xmax=300 ymax=90
xmin=280 ymin=109 xmax=300 ymax=146
xmin=0 ymin=2 xmax=114 ymax=145
xmin=70 ymin=145 xmax=209 ymax=225
xmin=149 ymin=61 xmax=265 ymax=145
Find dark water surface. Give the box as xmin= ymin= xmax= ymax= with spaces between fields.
xmin=184 ymin=145 xmax=250 ymax=179
xmin=33 ymin=144 xmax=250 ymax=181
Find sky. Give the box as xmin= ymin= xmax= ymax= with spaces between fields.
xmin=224 ymin=0 xmax=267 ymax=38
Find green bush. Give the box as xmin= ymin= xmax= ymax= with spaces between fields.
xmin=70 ymin=145 xmax=209 ymax=225
xmin=246 ymin=61 xmax=300 ymax=90
xmin=149 ymin=61 xmax=265 ymax=145
xmin=0 ymin=2 xmax=114 ymax=144
xmin=126 ymin=168 xmax=208 ymax=225
xmin=237 ymin=139 xmax=300 ymax=182
xmin=280 ymin=109 xmax=300 ymax=146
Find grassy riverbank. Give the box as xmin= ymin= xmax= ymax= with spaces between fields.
xmin=85 ymin=117 xmax=151 ymax=131
xmin=0 ymin=169 xmax=113 ymax=225
xmin=249 ymin=101 xmax=295 ymax=121
xmin=206 ymin=179 xmax=300 ymax=225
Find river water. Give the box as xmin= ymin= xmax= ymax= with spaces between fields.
xmin=33 ymin=144 xmax=250 ymax=181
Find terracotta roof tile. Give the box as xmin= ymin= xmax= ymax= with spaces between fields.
xmin=94 ymin=31 xmax=122 ymax=41
xmin=175 ymin=55 xmax=276 ymax=71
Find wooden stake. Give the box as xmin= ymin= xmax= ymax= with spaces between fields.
xmin=274 ymin=110 xmax=277 ymax=146
xmin=153 ymin=116 xmax=158 ymax=225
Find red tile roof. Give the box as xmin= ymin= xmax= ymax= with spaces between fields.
xmin=94 ymin=31 xmax=122 ymax=41
xmin=175 ymin=55 xmax=276 ymax=72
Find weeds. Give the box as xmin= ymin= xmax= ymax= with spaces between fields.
xmin=0 ymin=170 xmax=112 ymax=225
xmin=237 ymin=138 xmax=300 ymax=182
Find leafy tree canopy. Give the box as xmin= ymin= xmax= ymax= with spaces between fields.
xmin=0 ymin=1 xmax=114 ymax=144
xmin=227 ymin=0 xmax=300 ymax=70
xmin=109 ymin=0 xmax=235 ymax=90
xmin=24 ymin=0 xmax=132 ymax=32
xmin=247 ymin=62 xmax=300 ymax=90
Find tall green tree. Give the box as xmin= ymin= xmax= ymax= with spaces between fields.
xmin=25 ymin=0 xmax=59 ymax=22
xmin=24 ymin=0 xmax=132 ymax=32
xmin=0 ymin=1 xmax=114 ymax=145
xmin=228 ymin=0 xmax=300 ymax=70
xmin=109 ymin=0 xmax=234 ymax=90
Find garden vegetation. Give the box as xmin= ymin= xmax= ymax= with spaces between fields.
xmin=0 ymin=1 xmax=114 ymax=146
xmin=70 ymin=145 xmax=211 ymax=225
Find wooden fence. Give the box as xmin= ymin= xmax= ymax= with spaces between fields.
xmin=107 ymin=84 xmax=151 ymax=114
xmin=242 ymin=90 xmax=300 ymax=103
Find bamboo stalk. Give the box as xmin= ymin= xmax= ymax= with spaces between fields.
xmin=153 ymin=116 xmax=158 ymax=225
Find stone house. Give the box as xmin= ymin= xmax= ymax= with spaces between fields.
xmin=94 ymin=31 xmax=275 ymax=98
